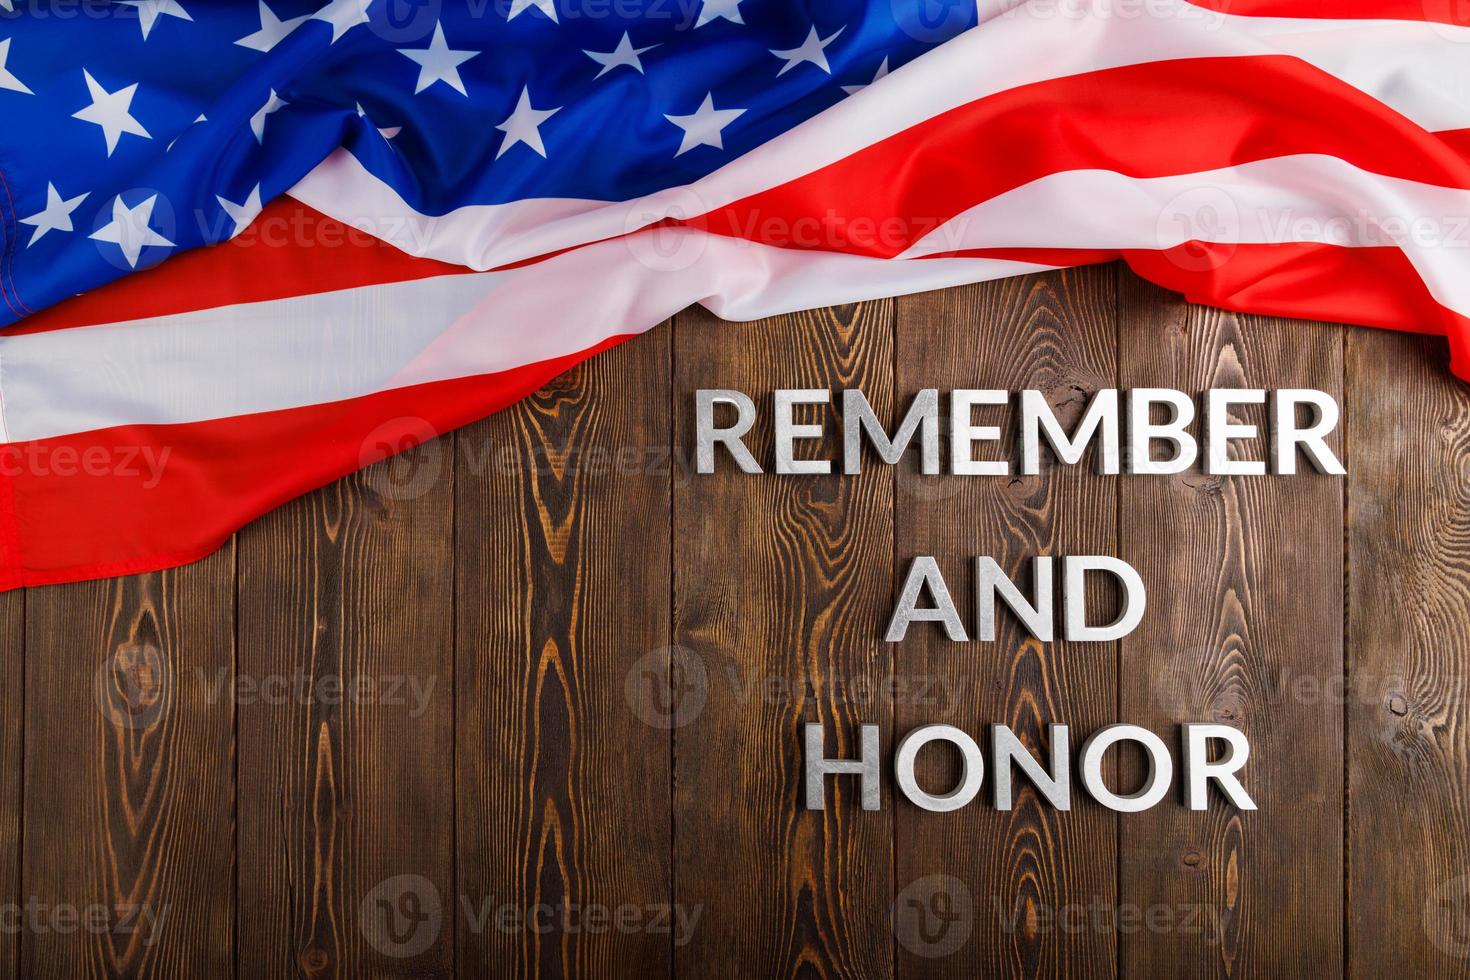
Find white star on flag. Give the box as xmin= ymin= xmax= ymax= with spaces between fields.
xmin=20 ymin=184 xmax=88 ymax=247
xmin=119 ymin=1 xmax=193 ymax=41
xmin=236 ymin=1 xmax=308 ymax=52
xmin=73 ymin=70 xmax=151 ymax=156
xmin=90 ymin=194 xmax=174 ymax=268
xmin=665 ymin=92 xmax=745 ymax=157
xmin=217 ymin=185 xmax=263 ymax=238
xmin=695 ymin=0 xmax=744 ymax=27
xmin=251 ymin=89 xmax=287 ymax=142
xmin=398 ymin=22 xmax=478 ymax=96
xmin=770 ymin=25 xmax=845 ymax=76
xmin=0 ymin=38 xmax=30 ymax=95
xmin=313 ymin=0 xmax=373 ymax=43
xmin=584 ymin=32 xmax=658 ymax=78
xmin=842 ymin=56 xmax=889 ymax=96
xmin=495 ymin=86 xmax=560 ymax=159
xmin=506 ymin=0 xmax=558 ymax=22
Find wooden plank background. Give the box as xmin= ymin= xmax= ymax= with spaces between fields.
xmin=1 ymin=266 xmax=1467 ymax=978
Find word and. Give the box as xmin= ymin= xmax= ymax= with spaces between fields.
xmin=886 ymin=554 xmax=1144 ymax=643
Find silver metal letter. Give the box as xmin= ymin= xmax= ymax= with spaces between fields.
xmin=975 ymin=556 xmax=1053 ymax=642
xmin=842 ymin=389 xmax=940 ymax=475
xmin=1205 ymin=388 xmax=1267 ymax=476
xmin=1271 ymin=389 xmax=1345 ymax=476
xmin=1127 ymin=388 xmax=1197 ymax=475
xmin=1063 ymin=556 xmax=1146 ymax=642
xmin=894 ymin=725 xmax=985 ymax=812
xmin=695 ymin=390 xmax=762 ymax=474
xmin=1182 ymin=724 xmax=1257 ymax=811
xmin=886 ymin=557 xmax=969 ymax=642
xmin=775 ymin=389 xmax=832 ymax=475
xmin=991 ymin=724 xmax=1070 ymax=811
xmin=1020 ymin=388 xmax=1120 ymax=475
xmin=950 ymin=390 xmax=1009 ymax=476
xmin=1079 ymin=725 xmax=1173 ymax=813
xmin=805 ymin=723 xmax=882 ymax=811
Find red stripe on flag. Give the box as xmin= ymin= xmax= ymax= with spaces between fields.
xmin=1123 ymin=242 xmax=1458 ymax=339
xmin=11 ymin=199 xmax=470 ymax=334
xmin=0 ymin=333 xmax=633 ymax=588
xmin=1184 ymin=0 xmax=1470 ymax=25
xmin=928 ymin=240 xmax=1470 ymax=373
xmin=927 ymin=242 xmax=1454 ymax=336
xmin=1442 ymin=128 xmax=1470 ymax=157
xmin=697 ymin=55 xmax=1470 ymax=259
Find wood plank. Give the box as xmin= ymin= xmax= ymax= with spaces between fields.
xmin=22 ymin=553 xmax=235 ymax=978
xmin=1347 ymin=330 xmax=1470 ymax=975
xmin=0 ymin=591 xmax=18 ymax=980
xmin=892 ymin=268 xmax=1120 ymax=978
xmin=454 ymin=330 xmax=674 ymax=977
xmin=672 ymin=301 xmax=895 ymax=980
xmin=1117 ymin=275 xmax=1344 ymax=976
xmin=236 ymin=437 xmax=455 ymax=978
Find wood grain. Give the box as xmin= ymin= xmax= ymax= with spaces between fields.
xmin=1116 ymin=273 xmax=1344 ymax=977
xmin=2 ymin=279 xmax=1468 ymax=977
xmin=893 ymin=269 xmax=1120 ymax=979
xmin=1346 ymin=329 xmax=1470 ymax=977
xmin=0 ymin=590 xmax=20 ymax=980
xmin=236 ymin=442 xmax=455 ymax=978
xmin=672 ymin=301 xmax=896 ymax=980
xmin=454 ymin=329 xmax=673 ymax=978
xmin=22 ymin=553 xmax=235 ymax=978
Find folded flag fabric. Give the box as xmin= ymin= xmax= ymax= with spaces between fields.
xmin=0 ymin=0 xmax=1465 ymax=588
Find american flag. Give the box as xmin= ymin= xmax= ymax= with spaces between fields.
xmin=0 ymin=0 xmax=1464 ymax=587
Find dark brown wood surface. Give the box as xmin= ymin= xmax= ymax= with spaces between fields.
xmin=0 ymin=267 xmax=1463 ymax=978
xmin=1346 ymin=329 xmax=1470 ymax=977
xmin=894 ymin=269 xmax=1118 ymax=979
xmin=1116 ymin=279 xmax=1345 ymax=977
xmin=672 ymin=300 xmax=895 ymax=980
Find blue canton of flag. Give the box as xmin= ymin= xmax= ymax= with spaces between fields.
xmin=0 ymin=0 xmax=977 ymax=326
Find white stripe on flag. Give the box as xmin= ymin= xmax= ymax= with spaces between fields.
xmin=902 ymin=154 xmax=1470 ymax=319
xmin=288 ymin=0 xmax=1470 ymax=271
xmin=0 ymin=232 xmax=1054 ymax=443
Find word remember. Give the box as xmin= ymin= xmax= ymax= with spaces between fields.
xmin=695 ymin=387 xmax=1344 ymax=476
